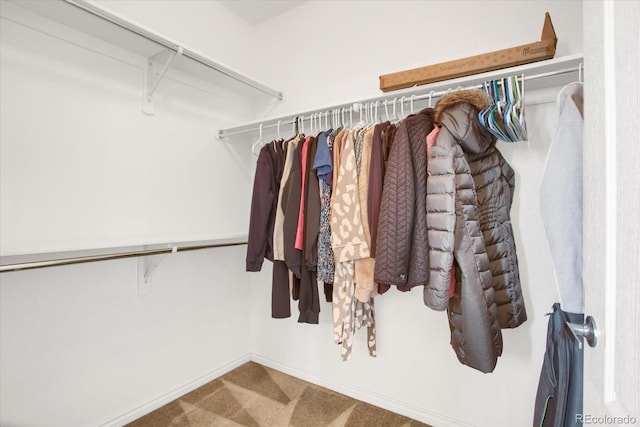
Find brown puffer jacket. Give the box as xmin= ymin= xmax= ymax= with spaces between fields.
xmin=425 ymin=90 xmax=526 ymax=373
xmin=374 ymin=109 xmax=434 ymax=291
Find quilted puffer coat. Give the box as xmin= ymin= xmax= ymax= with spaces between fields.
xmin=374 ymin=109 xmax=434 ymax=291
xmin=425 ymin=90 xmax=527 ymax=373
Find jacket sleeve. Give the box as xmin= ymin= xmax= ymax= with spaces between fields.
xmin=246 ymin=148 xmax=275 ymax=271
xmin=424 ymin=142 xmax=456 ymax=310
xmin=499 ymin=152 xmax=516 ymax=209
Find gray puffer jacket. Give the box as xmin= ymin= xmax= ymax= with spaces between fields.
xmin=425 ymin=90 xmax=527 ymax=373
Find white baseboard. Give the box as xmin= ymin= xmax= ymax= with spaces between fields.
xmin=101 ymin=353 xmax=251 ymax=427
xmin=250 ymin=353 xmax=472 ymax=427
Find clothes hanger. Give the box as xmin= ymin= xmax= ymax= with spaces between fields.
xmin=477 ymin=82 xmax=490 ymax=129
xmin=428 ymin=91 xmax=435 ymax=108
xmin=487 ymin=80 xmax=511 ymax=141
xmin=499 ymin=79 xmax=517 ymax=140
xmin=393 ymin=98 xmax=398 ymax=122
xmin=410 ymin=95 xmax=415 ymax=114
xmin=494 ymin=79 xmax=514 ymax=141
xmin=507 ymin=76 xmax=526 ymax=141
xmin=500 ymin=78 xmax=518 ymax=141
xmin=502 ymin=77 xmax=518 ymax=141
xmin=251 ymin=124 xmax=263 ymax=156
xmin=480 ymin=81 xmax=505 ymax=141
xmin=516 ymin=74 xmax=528 ymax=140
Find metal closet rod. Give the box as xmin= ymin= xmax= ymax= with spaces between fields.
xmin=63 ymin=0 xmax=283 ymax=100
xmin=217 ymin=65 xmax=581 ymax=139
xmin=0 ymin=241 xmax=248 ymax=273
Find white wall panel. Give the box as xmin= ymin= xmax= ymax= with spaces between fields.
xmin=0 ymin=1 xmax=256 ymax=255
xmin=0 ymin=1 xmax=257 ymax=425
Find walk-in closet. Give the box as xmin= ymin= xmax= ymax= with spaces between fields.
xmin=1 ymin=1 xmax=638 ymax=426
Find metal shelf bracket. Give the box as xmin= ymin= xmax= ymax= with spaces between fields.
xmin=137 ymin=245 xmax=176 ymax=295
xmin=142 ymin=47 xmax=184 ymax=115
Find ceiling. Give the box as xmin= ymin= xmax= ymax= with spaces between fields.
xmin=218 ymin=1 xmax=307 ymax=25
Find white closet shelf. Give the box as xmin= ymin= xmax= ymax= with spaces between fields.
xmin=217 ymin=53 xmax=583 ymax=139
xmin=8 ymin=0 xmax=283 ymax=111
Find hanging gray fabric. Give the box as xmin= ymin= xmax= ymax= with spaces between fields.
xmin=534 ymin=82 xmax=584 ymax=426
xmin=539 ymin=82 xmax=584 ymax=314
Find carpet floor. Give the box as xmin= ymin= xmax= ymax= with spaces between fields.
xmin=126 ymin=361 xmax=432 ymax=427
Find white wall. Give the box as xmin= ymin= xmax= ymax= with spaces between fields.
xmin=0 ymin=1 xmax=259 ymax=425
xmin=0 ymin=246 xmax=250 ymax=426
xmin=0 ymin=0 xmax=260 ymax=254
xmin=249 ymin=0 xmax=584 ymax=118
xmin=245 ymin=2 xmax=584 ymax=427
xmin=0 ymin=1 xmax=584 ymax=426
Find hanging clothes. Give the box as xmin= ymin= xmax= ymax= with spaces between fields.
xmin=330 ymin=128 xmax=375 ymax=361
xmin=246 ymin=140 xmax=290 ymax=319
xmin=314 ymin=129 xmax=337 ymax=301
xmin=539 ymin=82 xmax=584 ymax=315
xmin=426 ymin=90 xmax=526 ymax=373
xmin=247 ymin=87 xmax=530 ymax=366
xmin=274 ymin=135 xmax=304 ymax=262
xmin=534 ymin=304 xmax=584 ymax=427
xmin=246 ymin=141 xmax=285 ymax=272
xmin=367 ymin=121 xmax=391 ymax=260
xmin=298 ymin=135 xmax=321 ymax=324
xmin=534 ymin=81 xmax=584 ymax=427
xmin=283 ymin=138 xmax=305 ymax=282
xmin=374 ymin=109 xmax=434 ymax=291
xmin=354 ymin=126 xmax=377 ymax=303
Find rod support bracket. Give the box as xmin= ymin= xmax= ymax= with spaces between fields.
xmin=142 ymin=47 xmax=184 ymax=115
xmin=136 ymin=245 xmax=176 ymax=295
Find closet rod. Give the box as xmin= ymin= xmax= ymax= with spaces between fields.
xmin=0 ymin=241 xmax=247 ymax=273
xmin=217 ymin=64 xmax=581 ymax=139
xmin=63 ymin=0 xmax=283 ymax=100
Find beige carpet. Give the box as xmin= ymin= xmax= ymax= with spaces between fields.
xmin=126 ymin=361 xmax=431 ymax=427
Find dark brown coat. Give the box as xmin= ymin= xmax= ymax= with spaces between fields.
xmin=374 ymin=109 xmax=434 ymax=291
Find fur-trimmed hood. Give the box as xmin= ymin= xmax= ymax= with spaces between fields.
xmin=434 ymin=89 xmax=495 ymax=154
xmin=434 ymin=89 xmax=491 ymax=123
